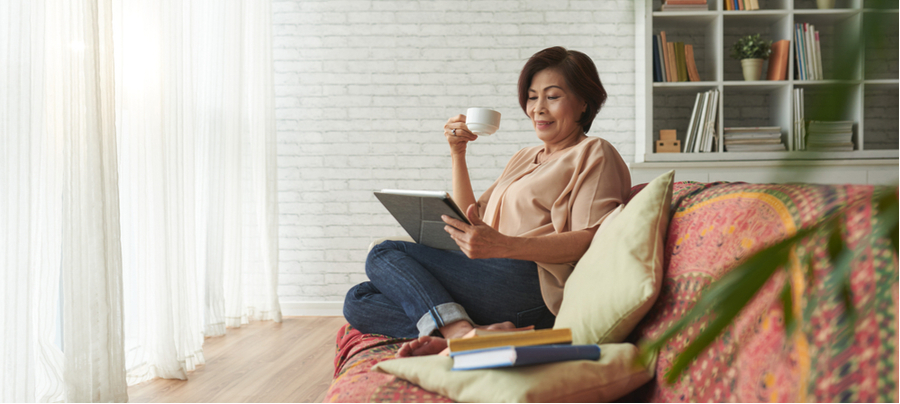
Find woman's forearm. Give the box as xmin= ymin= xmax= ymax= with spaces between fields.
xmin=451 ymin=152 xmax=477 ymax=212
xmin=506 ymin=228 xmax=597 ymax=264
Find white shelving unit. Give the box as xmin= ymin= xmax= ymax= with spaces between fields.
xmin=632 ymin=0 xmax=898 ymax=185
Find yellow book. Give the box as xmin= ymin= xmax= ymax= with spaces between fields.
xmin=447 ymin=328 xmax=573 ymax=354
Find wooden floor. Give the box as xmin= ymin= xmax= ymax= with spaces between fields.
xmin=127 ymin=316 xmax=347 ymax=403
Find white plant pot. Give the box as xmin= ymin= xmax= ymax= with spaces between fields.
xmin=741 ymin=58 xmax=764 ymax=81
xmin=816 ymin=0 xmax=835 ymax=9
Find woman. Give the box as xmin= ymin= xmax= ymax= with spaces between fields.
xmin=343 ymin=46 xmax=631 ymax=357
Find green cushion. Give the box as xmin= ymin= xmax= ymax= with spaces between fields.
xmin=372 ymin=343 xmax=655 ymax=403
xmin=554 ymin=170 xmax=674 ymax=345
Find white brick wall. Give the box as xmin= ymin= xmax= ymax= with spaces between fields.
xmin=273 ymin=0 xmax=637 ymax=314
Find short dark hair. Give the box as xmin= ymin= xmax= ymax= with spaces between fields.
xmin=517 ymin=47 xmax=607 ymax=134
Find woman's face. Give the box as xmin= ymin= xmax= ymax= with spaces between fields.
xmin=526 ymin=68 xmax=586 ymax=146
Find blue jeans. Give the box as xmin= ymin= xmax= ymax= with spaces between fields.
xmin=343 ymin=240 xmax=555 ymax=338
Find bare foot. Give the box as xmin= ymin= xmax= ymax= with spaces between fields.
xmin=396 ymin=336 xmax=449 ymax=358
xmin=395 ymin=321 xmax=525 ymax=358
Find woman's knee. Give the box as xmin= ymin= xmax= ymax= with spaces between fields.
xmin=365 ymin=240 xmax=406 ymax=278
xmin=342 ymin=282 xmax=369 ymax=324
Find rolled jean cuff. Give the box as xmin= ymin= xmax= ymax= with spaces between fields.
xmin=416 ymin=302 xmax=474 ymax=337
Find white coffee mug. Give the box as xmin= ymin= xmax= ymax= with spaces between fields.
xmin=465 ymin=108 xmax=501 ymax=136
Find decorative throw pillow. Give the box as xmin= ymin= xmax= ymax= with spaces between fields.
xmin=372 ymin=343 xmax=655 ymax=403
xmin=553 ymin=170 xmax=674 ymax=345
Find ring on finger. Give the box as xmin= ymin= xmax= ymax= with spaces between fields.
xmin=452 ymin=128 xmax=457 ymax=136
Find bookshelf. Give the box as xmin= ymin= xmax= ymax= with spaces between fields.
xmin=634 ymin=0 xmax=898 ymax=171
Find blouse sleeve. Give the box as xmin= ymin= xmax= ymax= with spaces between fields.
xmin=557 ymin=139 xmax=632 ymax=233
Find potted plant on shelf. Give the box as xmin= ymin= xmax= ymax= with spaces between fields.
xmin=730 ymin=34 xmax=772 ymax=81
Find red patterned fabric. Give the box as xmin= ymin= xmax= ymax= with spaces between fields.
xmin=325 ymin=181 xmax=898 ymax=403
xmin=626 ymin=181 xmax=897 ymax=402
xmin=325 ymin=326 xmax=453 ymax=403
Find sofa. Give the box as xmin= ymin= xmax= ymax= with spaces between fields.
xmin=325 ymin=180 xmax=898 ymax=402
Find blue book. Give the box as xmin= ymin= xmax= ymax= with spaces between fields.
xmin=652 ymin=35 xmax=662 ymax=82
xmin=450 ymin=344 xmax=601 ymax=371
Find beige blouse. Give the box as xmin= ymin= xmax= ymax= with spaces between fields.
xmin=476 ymin=136 xmax=631 ymax=315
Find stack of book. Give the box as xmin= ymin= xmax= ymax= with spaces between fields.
xmin=793 ymin=88 xmax=806 ymax=150
xmin=653 ymin=31 xmax=701 ymax=82
xmin=660 ymin=0 xmax=708 ymax=11
xmin=725 ymin=0 xmax=761 ymax=10
xmin=447 ymin=328 xmax=601 ymax=371
xmin=683 ymin=89 xmax=720 ymax=153
xmin=723 ymin=127 xmax=785 ymax=152
xmin=806 ymin=121 xmax=855 ymax=151
xmin=794 ymin=23 xmax=823 ymax=80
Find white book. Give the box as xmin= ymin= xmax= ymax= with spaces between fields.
xmin=684 ymin=93 xmax=702 ymax=153
xmin=790 ymin=89 xmax=797 ymax=151
xmin=794 ymin=23 xmax=806 ymax=80
xmin=725 ymin=144 xmax=787 ymax=152
xmin=800 ymin=88 xmax=806 ymax=150
xmin=694 ymin=91 xmax=710 ymax=153
xmin=814 ymin=31 xmax=825 ymax=80
xmin=723 ymin=126 xmax=781 ymax=133
xmin=704 ymin=90 xmax=719 ymax=152
xmin=812 ymin=25 xmax=821 ymax=80
xmin=806 ymin=24 xmax=816 ymax=80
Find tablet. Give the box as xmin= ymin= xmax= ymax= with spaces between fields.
xmin=374 ymin=189 xmax=472 ymax=251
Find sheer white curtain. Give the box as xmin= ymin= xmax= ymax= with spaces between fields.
xmin=2 ymin=0 xmax=127 ymax=402
xmin=115 ymin=0 xmax=281 ymax=385
xmin=2 ymin=0 xmax=280 ymax=400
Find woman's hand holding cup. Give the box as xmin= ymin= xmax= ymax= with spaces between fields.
xmin=444 ymin=114 xmax=478 ymax=155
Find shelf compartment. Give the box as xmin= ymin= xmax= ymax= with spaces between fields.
xmin=862 ymin=83 xmax=899 ymax=150
xmin=652 ymin=85 xmax=720 ymax=154
xmin=863 ymin=0 xmax=897 ymax=9
xmin=722 ymin=84 xmax=792 ymax=150
xmin=793 ymin=11 xmax=862 ymax=80
xmin=652 ymin=0 xmax=716 ymax=12
xmin=793 ymin=0 xmax=859 ymax=10
xmin=799 ymin=83 xmax=862 ymax=150
xmin=862 ymin=11 xmax=899 ymax=80
xmin=654 ymin=15 xmax=720 ymax=83
xmin=722 ymin=13 xmax=792 ymax=81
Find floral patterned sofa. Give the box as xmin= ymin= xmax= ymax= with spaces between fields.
xmin=325 ymin=181 xmax=898 ymax=402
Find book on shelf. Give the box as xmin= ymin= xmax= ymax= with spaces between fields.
xmin=660 ymin=31 xmax=672 ymax=82
xmin=724 ymin=138 xmax=783 ymax=145
xmin=681 ymin=89 xmax=718 ymax=153
xmin=656 ymin=34 xmax=667 ymax=82
xmin=660 ymin=0 xmax=708 ymax=11
xmin=654 ymin=33 xmax=701 ymax=82
xmin=667 ymin=42 xmax=677 ymax=82
xmin=702 ymin=89 xmax=719 ymax=152
xmin=684 ymin=92 xmax=702 ymax=151
xmin=685 ymin=44 xmax=700 ymax=82
xmin=725 ymin=0 xmax=759 ymax=12
xmin=675 ymin=42 xmax=687 ymax=82
xmin=652 ymin=36 xmax=663 ymax=82
xmin=447 ymin=328 xmax=573 ymax=354
xmin=807 ymin=120 xmax=855 ymax=151
xmin=723 ymin=126 xmax=781 ymax=133
xmin=766 ymin=40 xmax=790 ymax=81
xmin=794 ymin=23 xmax=822 ymax=80
xmin=450 ymin=344 xmax=601 ymax=371
xmin=724 ymin=126 xmax=784 ymax=151
xmin=793 ymin=88 xmax=806 ymax=150
xmin=724 ymin=143 xmax=787 ymax=152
